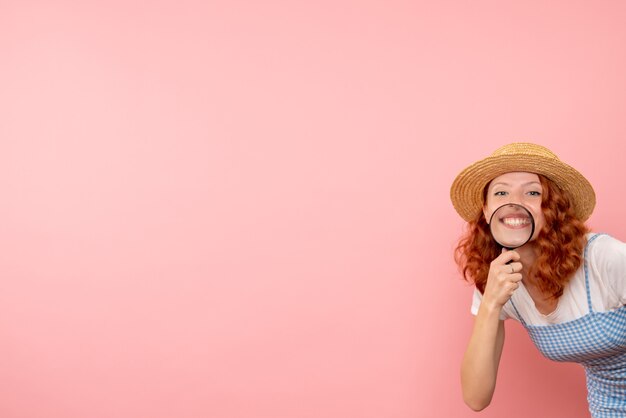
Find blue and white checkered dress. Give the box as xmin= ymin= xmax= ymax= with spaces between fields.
xmin=510 ymin=234 xmax=626 ymax=417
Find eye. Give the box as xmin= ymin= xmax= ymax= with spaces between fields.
xmin=527 ymin=191 xmax=541 ymax=196
xmin=494 ymin=191 xmax=507 ymax=196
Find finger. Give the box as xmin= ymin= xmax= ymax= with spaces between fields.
xmin=496 ymin=250 xmax=521 ymax=264
xmin=498 ymin=264 xmax=514 ymax=276
xmin=508 ymin=261 xmax=523 ymax=273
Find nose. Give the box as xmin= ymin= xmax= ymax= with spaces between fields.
xmin=507 ymin=190 xmax=524 ymax=206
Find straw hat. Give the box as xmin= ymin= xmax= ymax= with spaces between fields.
xmin=450 ymin=143 xmax=596 ymax=222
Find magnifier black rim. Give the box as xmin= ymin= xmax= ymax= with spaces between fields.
xmin=488 ymin=203 xmax=536 ymax=250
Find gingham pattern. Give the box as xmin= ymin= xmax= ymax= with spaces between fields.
xmin=510 ymin=234 xmax=626 ymax=417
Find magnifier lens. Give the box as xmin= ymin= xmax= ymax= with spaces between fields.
xmin=489 ymin=204 xmax=535 ymax=250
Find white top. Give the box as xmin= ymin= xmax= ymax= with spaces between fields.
xmin=471 ymin=233 xmax=626 ymax=326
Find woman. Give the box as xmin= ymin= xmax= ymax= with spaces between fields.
xmin=450 ymin=143 xmax=626 ymax=417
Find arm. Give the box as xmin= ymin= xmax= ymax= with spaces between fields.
xmin=461 ymin=250 xmax=522 ymax=411
xmin=461 ymin=304 xmax=505 ymax=411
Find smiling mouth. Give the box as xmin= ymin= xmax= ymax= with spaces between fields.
xmin=500 ymin=216 xmax=531 ymax=228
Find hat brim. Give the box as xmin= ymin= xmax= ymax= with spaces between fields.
xmin=450 ymin=154 xmax=596 ymax=222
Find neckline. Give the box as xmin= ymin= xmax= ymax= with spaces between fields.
xmin=518 ymin=281 xmax=562 ymax=318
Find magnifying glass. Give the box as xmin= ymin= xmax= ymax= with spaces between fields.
xmin=488 ymin=204 xmax=536 ymax=250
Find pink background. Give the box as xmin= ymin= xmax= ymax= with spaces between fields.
xmin=2 ymin=1 xmax=626 ymax=417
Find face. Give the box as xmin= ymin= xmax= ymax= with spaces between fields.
xmin=483 ymin=172 xmax=546 ymax=245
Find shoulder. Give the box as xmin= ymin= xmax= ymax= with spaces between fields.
xmin=586 ymin=233 xmax=626 ymax=262
xmin=585 ymin=233 xmax=626 ymax=295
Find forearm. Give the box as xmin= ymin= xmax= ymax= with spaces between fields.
xmin=461 ymin=303 xmax=505 ymax=411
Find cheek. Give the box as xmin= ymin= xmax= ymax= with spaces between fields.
xmin=532 ymin=209 xmax=546 ymax=230
xmin=527 ymin=208 xmax=545 ymax=238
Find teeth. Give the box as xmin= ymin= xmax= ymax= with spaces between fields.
xmin=503 ymin=218 xmax=529 ymax=226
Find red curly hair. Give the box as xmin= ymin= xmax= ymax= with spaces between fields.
xmin=454 ymin=174 xmax=589 ymax=300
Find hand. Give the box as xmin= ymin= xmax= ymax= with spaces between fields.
xmin=482 ymin=249 xmax=523 ymax=310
